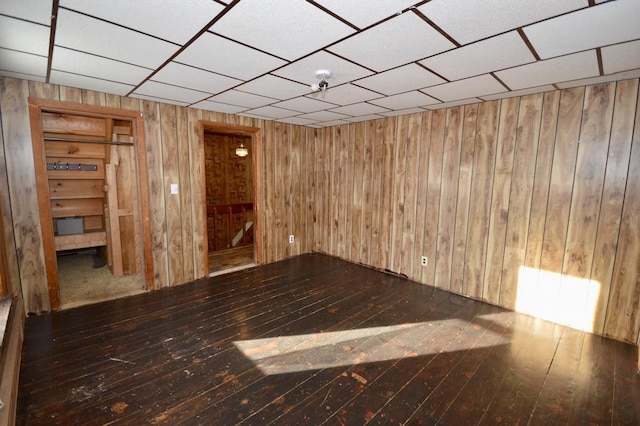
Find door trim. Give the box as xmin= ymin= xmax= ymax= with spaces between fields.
xmin=198 ymin=121 xmax=262 ymax=273
xmin=28 ymin=98 xmax=154 ymax=310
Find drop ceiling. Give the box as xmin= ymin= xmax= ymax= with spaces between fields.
xmin=1 ymin=0 xmax=639 ymax=128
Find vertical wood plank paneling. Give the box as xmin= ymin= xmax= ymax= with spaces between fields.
xmin=422 ymin=109 xmax=446 ymax=285
xmin=500 ymin=94 xmax=543 ymax=309
xmin=537 ymin=87 xmax=585 ymax=321
xmin=159 ymin=103 xmax=183 ymax=286
xmin=188 ymin=108 xmax=205 ymax=277
xmin=0 ymin=109 xmax=21 ymax=296
xmin=604 ymin=82 xmax=640 ymax=343
xmin=304 ymin=128 xmax=315 ymax=254
xmin=337 ymin=125 xmax=349 ymax=259
xmin=590 ymin=80 xmax=637 ymax=333
xmin=105 ymin=93 xmax=121 ymax=109
xmin=322 ymin=127 xmax=332 ymax=255
xmin=378 ymin=117 xmax=396 ymax=271
xmin=463 ymin=100 xmax=500 ymax=299
xmin=58 ymin=86 xmax=82 ymax=103
xmin=390 ymin=115 xmax=408 ymax=273
xmin=483 ymin=97 xmax=518 ymax=305
xmin=28 ymin=82 xmax=57 ymax=100
xmin=142 ymin=100 xmax=169 ymax=289
xmin=281 ymin=124 xmax=291 ymax=258
xmin=561 ymin=83 xmax=615 ymax=330
xmin=450 ymin=104 xmax=477 ymax=294
xmin=413 ymin=111 xmax=433 ymax=285
xmin=262 ymin=121 xmax=274 ymax=263
xmin=524 ymin=91 xmax=561 ymax=271
xmin=359 ymin=120 xmax=375 ymax=265
xmin=291 ymin=124 xmax=302 ymax=256
xmin=274 ymin=123 xmax=285 ymax=261
xmin=176 ymin=106 xmax=194 ymax=281
xmin=369 ymin=119 xmax=385 ymax=267
xmin=312 ymin=128 xmax=324 ymax=252
xmin=434 ymin=106 xmax=463 ymax=290
xmin=0 ymin=78 xmax=49 ymax=312
xmin=81 ymin=89 xmax=106 ymax=107
xmin=349 ymin=123 xmax=364 ymax=263
xmin=400 ymin=113 xmax=422 ymax=281
xmin=329 ymin=126 xmax=340 ymax=256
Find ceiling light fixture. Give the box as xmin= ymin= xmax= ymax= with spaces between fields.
xmin=310 ymin=69 xmax=331 ymax=94
xmin=235 ymin=142 xmax=248 ymax=157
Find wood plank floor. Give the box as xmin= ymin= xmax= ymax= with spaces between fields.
xmin=17 ymin=253 xmax=640 ymax=425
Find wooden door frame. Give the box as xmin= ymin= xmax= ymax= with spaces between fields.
xmin=198 ymin=121 xmax=263 ymax=273
xmin=28 ymin=98 xmax=154 ymax=310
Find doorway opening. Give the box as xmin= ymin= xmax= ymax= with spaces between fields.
xmin=29 ymin=98 xmax=154 ymax=310
xmin=199 ymin=122 xmax=262 ymax=276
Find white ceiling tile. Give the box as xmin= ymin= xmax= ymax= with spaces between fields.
xmin=379 ymin=107 xmax=427 ymax=117
xmin=556 ymin=69 xmax=640 ymax=89
xmin=425 ymin=98 xmax=481 ymax=110
xmin=129 ymin=93 xmax=190 ymax=106
xmin=244 ymin=106 xmax=297 ymax=119
xmin=0 ymin=70 xmax=46 ymax=82
xmin=207 ymin=90 xmax=277 ymax=108
xmin=328 ymin=12 xmax=455 ymax=72
xmin=60 ymin=0 xmax=224 ymax=44
xmin=329 ymin=103 xmax=389 ymax=116
xmin=238 ymin=111 xmax=273 ymax=120
xmin=369 ymin=91 xmax=440 ymax=109
xmin=314 ymin=0 xmax=422 ymax=29
xmin=273 ymin=51 xmax=373 ymax=86
xmin=314 ymin=119 xmax=351 ymax=127
xmin=419 ymin=32 xmax=536 ymax=81
xmin=305 ymin=84 xmax=382 ymax=106
xmin=49 ymin=70 xmax=134 ymax=95
xmin=602 ymin=40 xmax=640 ymax=75
xmin=52 ymin=47 xmax=151 ymax=84
xmin=419 ymin=0 xmax=588 ymax=45
xmin=355 ymin=64 xmax=446 ymax=95
xmin=0 ymin=16 xmax=49 ymax=56
xmin=153 ymin=63 xmax=241 ymax=95
xmin=422 ymin=74 xmax=505 ymax=102
xmin=190 ymin=100 xmax=247 ymax=114
xmin=297 ymin=110 xmax=350 ymax=121
xmin=276 ymin=116 xmax=318 ymax=126
xmin=0 ymin=0 xmax=52 ymax=25
xmin=235 ymin=75 xmax=310 ymax=100
xmin=481 ymin=85 xmax=556 ymax=101
xmin=175 ymin=32 xmax=285 ymax=81
xmin=524 ymin=0 xmax=640 ymax=60
xmin=56 ymin=9 xmax=179 ymax=69
xmin=345 ymin=114 xmax=385 ymax=123
xmin=211 ymin=0 xmax=355 ymax=60
xmin=134 ymin=81 xmax=210 ymax=104
xmin=0 ymin=48 xmax=47 ymax=77
xmin=496 ymin=50 xmax=599 ymax=90
xmin=272 ymin=97 xmax=336 ymax=114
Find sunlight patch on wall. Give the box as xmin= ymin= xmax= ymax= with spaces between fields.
xmin=516 ymin=266 xmax=600 ymax=333
xmin=233 ymin=319 xmax=505 ymax=375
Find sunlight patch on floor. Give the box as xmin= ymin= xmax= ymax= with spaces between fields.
xmin=234 ymin=319 xmax=504 ymax=375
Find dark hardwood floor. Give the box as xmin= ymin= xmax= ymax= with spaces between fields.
xmin=17 ymin=253 xmax=640 ymax=425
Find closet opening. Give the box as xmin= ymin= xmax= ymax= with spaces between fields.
xmin=29 ymin=99 xmax=153 ymax=310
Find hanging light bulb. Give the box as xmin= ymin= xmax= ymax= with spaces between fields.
xmin=310 ymin=69 xmax=331 ymax=94
xmin=235 ymin=142 xmax=248 ymax=157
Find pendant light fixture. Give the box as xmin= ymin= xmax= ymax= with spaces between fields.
xmin=235 ymin=141 xmax=248 ymax=157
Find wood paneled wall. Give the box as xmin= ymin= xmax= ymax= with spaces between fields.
xmin=309 ymin=80 xmax=640 ymax=345
xmin=0 ymin=77 xmax=312 ymax=313
xmin=1 ymin=76 xmax=638 ymax=345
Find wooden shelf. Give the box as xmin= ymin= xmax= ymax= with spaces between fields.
xmin=54 ymin=231 xmax=106 ymax=251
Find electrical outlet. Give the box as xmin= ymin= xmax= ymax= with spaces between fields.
xmin=289 ymin=234 xmax=295 ymax=244
xmin=421 ymin=256 xmax=428 ymax=266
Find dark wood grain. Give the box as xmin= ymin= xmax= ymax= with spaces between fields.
xmin=17 ymin=254 xmax=639 ymax=425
